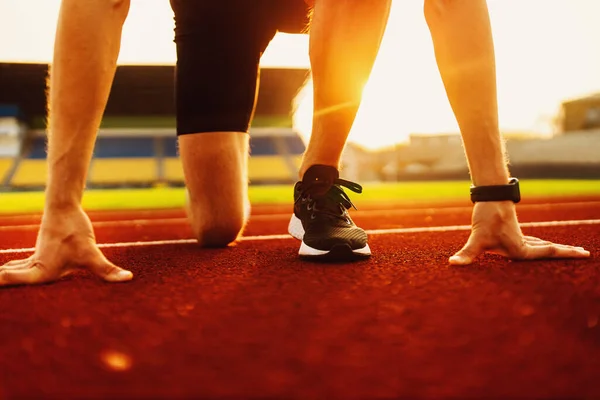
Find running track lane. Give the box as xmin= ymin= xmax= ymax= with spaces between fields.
xmin=0 ymin=198 xmax=599 ymax=398
xmin=1 ymin=199 xmax=600 ymax=248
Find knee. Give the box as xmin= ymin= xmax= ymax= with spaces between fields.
xmin=186 ymin=193 xmax=249 ymax=248
xmin=191 ymin=217 xmax=246 ymax=248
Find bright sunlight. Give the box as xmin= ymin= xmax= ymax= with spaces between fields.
xmin=294 ymin=0 xmax=600 ymax=149
xmin=2 ymin=0 xmax=600 ymax=150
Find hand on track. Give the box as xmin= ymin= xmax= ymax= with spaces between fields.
xmin=449 ymin=201 xmax=591 ymax=265
xmin=0 ymin=207 xmax=133 ymax=286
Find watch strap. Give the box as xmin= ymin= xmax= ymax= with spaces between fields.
xmin=470 ymin=177 xmax=521 ymax=203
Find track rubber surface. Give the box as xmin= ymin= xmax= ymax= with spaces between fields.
xmin=0 ymin=197 xmax=599 ymax=399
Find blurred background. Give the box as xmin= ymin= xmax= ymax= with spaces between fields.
xmin=1 ymin=0 xmax=599 ymax=191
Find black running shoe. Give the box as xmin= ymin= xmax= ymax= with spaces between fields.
xmin=288 ymin=164 xmax=370 ymax=260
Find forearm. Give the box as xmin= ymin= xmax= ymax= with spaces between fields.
xmin=45 ymin=0 xmax=130 ymax=209
xmin=425 ymin=0 xmax=509 ymax=186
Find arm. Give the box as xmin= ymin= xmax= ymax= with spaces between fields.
xmin=0 ymin=0 xmax=133 ymax=286
xmin=46 ymin=0 xmax=130 ymax=209
xmin=424 ymin=0 xmax=590 ymax=264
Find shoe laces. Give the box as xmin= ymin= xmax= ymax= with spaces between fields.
xmin=297 ymin=178 xmax=363 ymax=222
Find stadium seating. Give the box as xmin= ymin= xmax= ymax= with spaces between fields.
xmin=162 ymin=137 xmax=183 ymax=183
xmin=162 ymin=130 xmax=306 ymax=184
xmin=11 ymin=136 xmax=47 ymax=187
xmin=0 ymin=105 xmax=24 ymax=184
xmin=6 ymin=129 xmax=307 ymax=188
xmin=0 ymin=158 xmax=13 ymax=183
xmin=88 ymin=137 xmax=158 ymax=186
xmin=0 ymin=64 xmax=313 ymax=188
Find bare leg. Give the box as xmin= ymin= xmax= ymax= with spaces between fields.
xmin=299 ymin=0 xmax=391 ymax=177
xmin=288 ymin=1 xmax=390 ymax=261
xmin=168 ymin=0 xmax=276 ymax=248
xmin=179 ymin=133 xmax=249 ymax=247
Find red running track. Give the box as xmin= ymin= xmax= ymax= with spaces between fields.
xmin=0 ymin=196 xmax=599 ymax=399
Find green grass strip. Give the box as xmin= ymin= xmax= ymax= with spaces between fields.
xmin=1 ymin=180 xmax=598 ymax=215
xmin=30 ymin=115 xmax=292 ymax=130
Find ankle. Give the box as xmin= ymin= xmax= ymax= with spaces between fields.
xmin=299 ymin=162 xmax=339 ymax=179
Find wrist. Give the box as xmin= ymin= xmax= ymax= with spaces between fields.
xmin=44 ymin=200 xmax=81 ymax=213
xmin=472 ymin=200 xmax=517 ymax=225
xmin=470 ymin=177 xmax=521 ymax=204
xmin=45 ymin=186 xmax=83 ymax=212
xmin=473 ymin=200 xmax=516 ymax=216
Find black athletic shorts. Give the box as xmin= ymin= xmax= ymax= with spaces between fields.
xmin=169 ymin=0 xmax=310 ymax=135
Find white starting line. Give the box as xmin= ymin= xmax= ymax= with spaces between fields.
xmin=1 ymin=218 xmax=599 ymax=255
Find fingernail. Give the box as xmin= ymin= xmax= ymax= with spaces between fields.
xmin=449 ymin=255 xmax=465 ymax=265
xmin=116 ymin=270 xmax=133 ymax=280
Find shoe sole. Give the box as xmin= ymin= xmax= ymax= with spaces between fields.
xmin=288 ymin=214 xmax=371 ymax=261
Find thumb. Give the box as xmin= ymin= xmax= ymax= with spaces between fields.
xmin=449 ymin=239 xmax=483 ymax=266
xmin=88 ymin=254 xmax=133 ymax=282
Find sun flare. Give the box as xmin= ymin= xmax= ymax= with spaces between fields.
xmin=292 ymin=0 xmax=600 ymax=151
xmin=2 ymin=0 xmax=600 ymax=152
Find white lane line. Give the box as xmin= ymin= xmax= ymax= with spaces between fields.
xmin=1 ymin=219 xmax=598 ymax=255
xmin=2 ymin=201 xmax=600 ymax=231
xmin=367 ymin=218 xmax=600 ymax=235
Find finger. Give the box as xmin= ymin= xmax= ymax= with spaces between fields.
xmin=88 ymin=255 xmax=133 ymax=282
xmin=522 ymin=236 xmax=582 ymax=249
xmin=523 ymin=235 xmax=547 ymax=242
xmin=525 ymin=239 xmax=553 ymax=246
xmin=449 ymin=237 xmax=484 ymax=265
xmin=523 ymin=238 xmax=587 ymax=251
xmin=523 ymin=244 xmax=590 ymax=260
xmin=548 ymin=243 xmax=589 ymax=253
xmin=0 ymin=266 xmax=46 ymax=286
xmin=3 ymin=256 xmax=33 ymax=267
xmin=0 ymin=261 xmax=34 ymax=271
